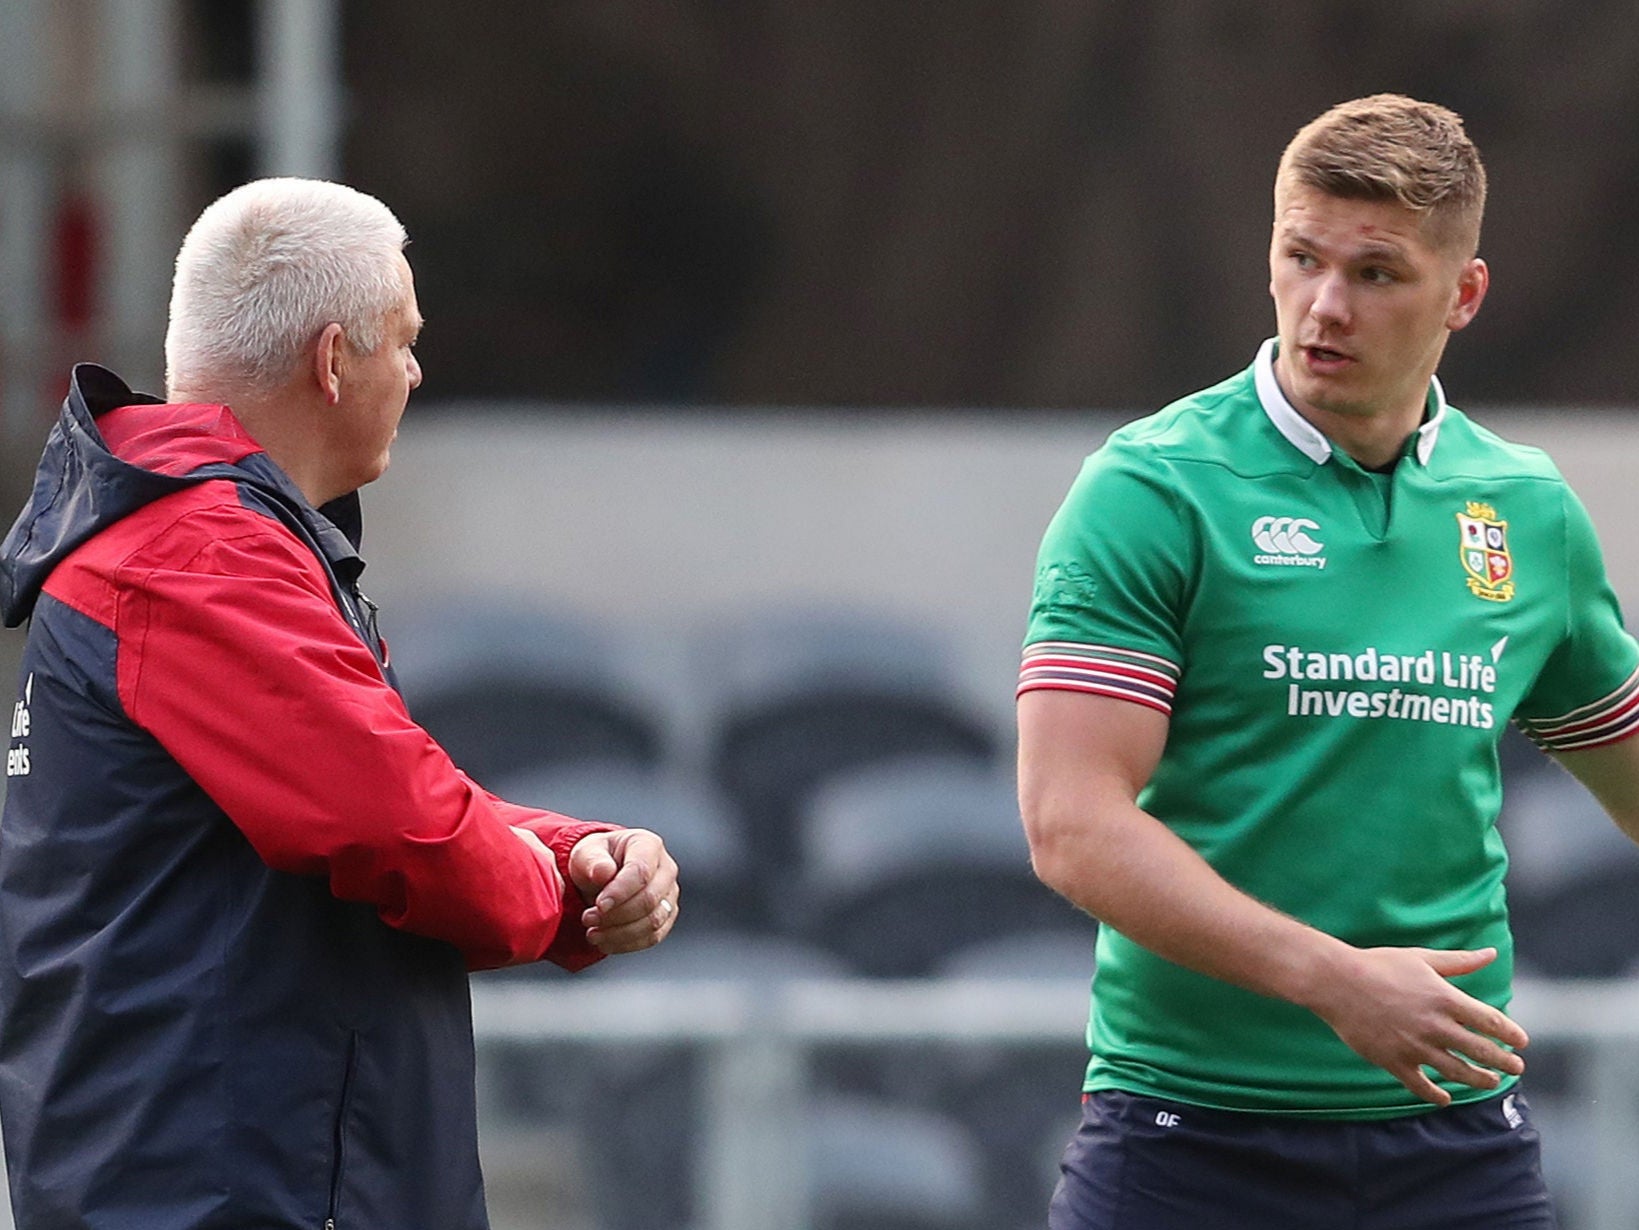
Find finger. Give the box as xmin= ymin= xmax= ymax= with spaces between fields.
xmin=1421 ymin=946 xmax=1499 ymax=978
xmin=589 ymin=894 xmax=678 ymax=953
xmin=1450 ymin=1031 xmax=1525 ymax=1077
xmin=591 ymin=841 xmax=677 ymax=914
xmin=1422 ymin=1003 xmax=1520 ymax=1075
xmin=590 ymin=915 xmax=671 ymax=953
xmin=1458 ymin=1001 xmax=1529 ymax=1052
xmin=1420 ymin=1046 xmax=1504 ymax=1093
xmin=1431 ymin=1007 xmax=1525 ymax=1076
xmin=591 ymin=857 xmax=653 ymax=908
xmin=568 ymin=840 xmax=621 ymax=897
xmin=1396 ymin=1064 xmax=1454 ymax=1107
xmin=598 ymin=858 xmax=671 ymax=911
xmin=583 ymin=861 xmax=680 ymax=932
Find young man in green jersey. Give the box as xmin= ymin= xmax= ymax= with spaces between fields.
xmin=1018 ymin=93 xmax=1639 ymax=1229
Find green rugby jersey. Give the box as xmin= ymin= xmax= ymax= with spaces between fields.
xmin=1021 ymin=340 xmax=1639 ymax=1117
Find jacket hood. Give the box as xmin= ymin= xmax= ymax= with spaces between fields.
xmin=1 ymin=364 xmax=290 ymax=626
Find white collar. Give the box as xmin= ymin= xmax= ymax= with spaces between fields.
xmin=1252 ymin=338 xmax=1448 ymax=467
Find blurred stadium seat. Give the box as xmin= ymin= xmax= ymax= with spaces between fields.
xmin=414 ymin=680 xmax=661 ymax=784
xmin=384 ymin=598 xmax=665 ymax=783
xmin=711 ymin=688 xmax=997 ymax=876
xmin=696 ymin=608 xmax=999 ymax=893
xmin=688 ymin=604 xmax=963 ymax=708
xmin=791 ymin=756 xmax=1089 ymax=976
xmin=384 ymin=596 xmax=626 ymax=694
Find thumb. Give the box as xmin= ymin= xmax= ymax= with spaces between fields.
xmin=569 ymin=835 xmax=620 ymax=897
xmin=1421 ymin=946 xmax=1499 ymax=979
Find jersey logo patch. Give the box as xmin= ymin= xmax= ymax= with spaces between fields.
xmin=1457 ymin=502 xmax=1514 ymax=602
xmin=1251 ymin=516 xmax=1326 ymax=570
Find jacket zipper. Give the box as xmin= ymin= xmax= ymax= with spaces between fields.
xmin=326 ymin=1032 xmax=360 ymax=1230
xmin=352 ymin=588 xmax=381 ymax=651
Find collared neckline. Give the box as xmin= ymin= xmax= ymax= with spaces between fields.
xmin=1252 ymin=338 xmax=1447 ymax=467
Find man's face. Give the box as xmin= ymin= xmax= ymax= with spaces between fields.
xmin=340 ymin=251 xmax=423 ymax=490
xmin=1268 ymin=183 xmax=1486 ymax=429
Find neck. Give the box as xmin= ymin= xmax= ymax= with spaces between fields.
xmin=1298 ymin=401 xmax=1421 ymax=470
xmin=172 ymin=379 xmax=343 ymax=507
xmin=1266 ymin=356 xmax=1429 ymax=470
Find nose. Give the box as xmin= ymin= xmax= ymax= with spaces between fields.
xmin=407 ymin=351 xmax=423 ymax=390
xmin=1309 ymin=272 xmax=1351 ymax=329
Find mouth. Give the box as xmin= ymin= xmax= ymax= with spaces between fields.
xmin=1302 ymin=344 xmax=1354 ymax=372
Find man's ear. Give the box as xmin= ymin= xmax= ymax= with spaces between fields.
xmin=312 ymin=322 xmax=347 ymax=406
xmin=1447 ymin=258 xmax=1489 ymax=333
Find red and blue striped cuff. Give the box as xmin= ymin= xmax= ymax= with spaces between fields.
xmin=1517 ymin=666 xmax=1639 ymax=752
xmin=1017 ymin=641 xmax=1180 ymax=715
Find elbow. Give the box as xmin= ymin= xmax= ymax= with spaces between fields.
xmin=1027 ymin=834 xmax=1080 ymax=902
xmin=1020 ymin=781 xmax=1134 ymax=920
xmin=1020 ymin=798 xmax=1084 ymax=902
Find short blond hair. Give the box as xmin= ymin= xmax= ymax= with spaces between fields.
xmin=1276 ymin=94 xmax=1486 ymax=257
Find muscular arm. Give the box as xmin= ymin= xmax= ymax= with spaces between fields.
xmin=1017 ymin=688 xmax=1528 ymax=1105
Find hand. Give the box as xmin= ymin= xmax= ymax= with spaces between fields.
xmin=1306 ymin=945 xmax=1528 ymax=1106
xmin=567 ymin=828 xmax=680 ymax=954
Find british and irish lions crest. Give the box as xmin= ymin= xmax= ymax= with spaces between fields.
xmin=1457 ymin=502 xmax=1514 ymax=602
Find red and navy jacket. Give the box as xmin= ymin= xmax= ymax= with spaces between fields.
xmin=0 ymin=365 xmax=610 ymax=1229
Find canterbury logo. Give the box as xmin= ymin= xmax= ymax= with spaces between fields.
xmin=1251 ymin=516 xmax=1323 ymax=555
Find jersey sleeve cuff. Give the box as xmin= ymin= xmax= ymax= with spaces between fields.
xmin=1517 ymin=665 xmax=1639 ymax=752
xmin=1017 ymin=640 xmax=1181 ymax=715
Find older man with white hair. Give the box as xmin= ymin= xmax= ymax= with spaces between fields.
xmin=0 ymin=179 xmax=680 ymax=1230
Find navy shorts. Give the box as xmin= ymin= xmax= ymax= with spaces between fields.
xmin=1049 ymin=1088 xmax=1556 ymax=1230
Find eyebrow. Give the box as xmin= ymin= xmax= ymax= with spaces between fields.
xmin=1281 ymin=228 xmax=1410 ymax=265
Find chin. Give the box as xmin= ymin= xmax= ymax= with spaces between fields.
xmin=355 ymin=457 xmax=391 ymax=491
xmin=1294 ymin=379 xmax=1367 ymax=419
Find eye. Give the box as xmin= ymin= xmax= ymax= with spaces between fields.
xmin=1360 ymin=266 xmax=1396 ymax=285
xmin=1291 ymin=251 xmax=1316 ymax=270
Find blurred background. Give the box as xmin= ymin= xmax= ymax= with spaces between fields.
xmin=6 ymin=3 xmax=1639 ymax=1229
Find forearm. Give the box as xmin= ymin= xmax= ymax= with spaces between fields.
xmin=1025 ymin=785 xmax=1351 ymax=1012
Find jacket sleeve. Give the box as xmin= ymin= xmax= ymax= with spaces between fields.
xmin=114 ymin=507 xmax=609 ymax=972
xmin=468 ymin=777 xmax=618 ymax=971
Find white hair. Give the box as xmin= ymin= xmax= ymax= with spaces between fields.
xmin=164 ymin=178 xmax=408 ymax=397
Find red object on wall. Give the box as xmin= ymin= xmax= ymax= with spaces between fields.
xmin=53 ymin=193 xmax=97 ymax=332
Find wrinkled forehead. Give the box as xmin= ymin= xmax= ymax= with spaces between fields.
xmin=1273 ymin=178 xmax=1453 ymax=259
xmin=1274 ymin=169 xmax=1475 ymax=259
